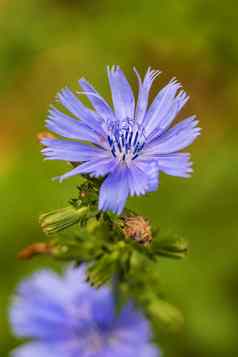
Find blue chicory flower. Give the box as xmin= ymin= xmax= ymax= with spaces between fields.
xmin=10 ymin=266 xmax=159 ymax=357
xmin=42 ymin=66 xmax=200 ymax=214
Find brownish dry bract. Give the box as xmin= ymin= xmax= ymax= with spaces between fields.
xmin=37 ymin=131 xmax=56 ymax=143
xmin=123 ymin=215 xmax=152 ymax=245
xmin=17 ymin=243 xmax=53 ymax=260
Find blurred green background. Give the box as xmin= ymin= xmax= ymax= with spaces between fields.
xmin=0 ymin=0 xmax=238 ymax=356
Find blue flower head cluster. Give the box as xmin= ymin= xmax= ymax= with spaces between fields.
xmin=10 ymin=266 xmax=159 ymax=357
xmin=42 ymin=66 xmax=200 ymax=214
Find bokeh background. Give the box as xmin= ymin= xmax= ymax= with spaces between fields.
xmin=1 ymin=0 xmax=238 ymax=356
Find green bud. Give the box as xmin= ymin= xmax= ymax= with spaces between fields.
xmin=153 ymin=237 xmax=188 ymax=259
xmin=39 ymin=205 xmax=90 ymax=235
xmin=87 ymin=252 xmax=119 ymax=288
xmin=148 ymin=299 xmax=184 ymax=330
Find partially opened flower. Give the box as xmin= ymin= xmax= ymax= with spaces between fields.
xmin=10 ymin=266 xmax=159 ymax=357
xmin=42 ymin=66 xmax=200 ymax=214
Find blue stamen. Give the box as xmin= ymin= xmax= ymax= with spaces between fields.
xmin=116 ymin=139 xmax=122 ymax=152
xmin=133 ymin=142 xmax=140 ymax=154
xmin=132 ymin=154 xmax=139 ymax=160
xmin=107 ymin=136 xmax=113 ymax=147
xmin=133 ymin=131 xmax=139 ymax=146
xmin=128 ymin=132 xmax=133 ymax=146
xmin=108 ymin=119 xmax=145 ymax=161
xmin=125 ymin=128 xmax=129 ymax=141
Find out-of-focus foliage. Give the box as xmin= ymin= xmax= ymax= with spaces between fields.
xmin=0 ymin=0 xmax=238 ymax=356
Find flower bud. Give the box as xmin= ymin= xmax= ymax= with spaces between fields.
xmin=148 ymin=299 xmax=184 ymax=329
xmin=153 ymin=237 xmax=188 ymax=259
xmin=39 ymin=205 xmax=90 ymax=235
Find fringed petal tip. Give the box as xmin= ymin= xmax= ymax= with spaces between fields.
xmin=98 ymin=167 xmax=130 ymax=215
xmin=98 ymin=189 xmax=126 ymax=215
xmin=107 ymin=64 xmax=120 ymax=74
xmin=133 ymin=66 xmax=161 ymax=83
xmin=98 ymin=202 xmax=123 ymax=215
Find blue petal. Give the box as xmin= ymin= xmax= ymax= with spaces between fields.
xmin=137 ymin=344 xmax=160 ymax=357
xmin=103 ymin=344 xmax=138 ymax=357
xmin=58 ymin=87 xmax=97 ymax=120
xmin=115 ymin=302 xmax=151 ymax=339
xmin=103 ymin=342 xmax=157 ymax=357
xmin=107 ymin=66 xmax=135 ymax=120
xmin=10 ymin=268 xmax=99 ymax=342
xmin=57 ymin=88 xmax=104 ymax=133
xmin=133 ymin=161 xmax=160 ymax=193
xmin=146 ymin=162 xmax=160 ymax=192
xmin=91 ymin=288 xmax=115 ymax=330
xmin=54 ymin=156 xmax=115 ymax=182
xmin=134 ymin=68 xmax=161 ymax=125
xmin=72 ymin=157 xmax=117 ymax=178
xmin=143 ymin=79 xmax=189 ymax=138
xmin=63 ymin=265 xmax=92 ymax=296
xmin=10 ymin=271 xmax=73 ymax=339
xmin=99 ymin=165 xmax=129 ymax=214
xmin=157 ymin=153 xmax=193 ymax=177
xmin=46 ymin=107 xmax=106 ymax=147
xmin=12 ymin=342 xmax=94 ymax=357
xmin=98 ymin=161 xmax=159 ymax=212
xmin=11 ymin=343 xmax=56 ymax=357
xmin=145 ymin=116 xmax=200 ymax=154
xmin=79 ymin=78 xmax=116 ymax=122
xmin=127 ymin=163 xmax=150 ymax=196
xmin=41 ymin=138 xmax=108 ymax=162
xmin=146 ymin=90 xmax=189 ymax=143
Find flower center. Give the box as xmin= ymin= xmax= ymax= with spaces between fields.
xmin=107 ymin=118 xmax=145 ymax=163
